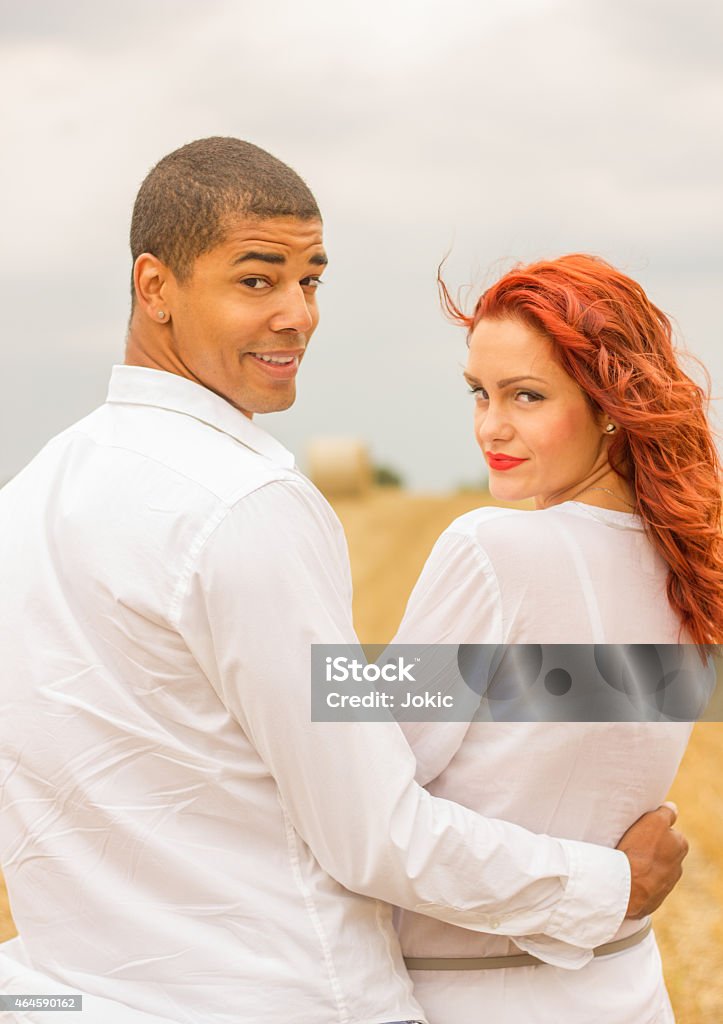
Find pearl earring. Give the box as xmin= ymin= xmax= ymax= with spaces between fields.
xmin=605 ymin=423 xmax=616 ymax=433
xmin=157 ymin=310 xmax=167 ymax=320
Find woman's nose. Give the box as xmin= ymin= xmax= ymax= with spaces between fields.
xmin=476 ymin=404 xmax=514 ymax=444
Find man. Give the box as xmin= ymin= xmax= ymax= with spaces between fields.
xmin=0 ymin=137 xmax=686 ymax=1024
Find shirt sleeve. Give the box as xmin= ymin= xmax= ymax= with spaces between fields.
xmin=392 ymin=530 xmax=504 ymax=786
xmin=176 ymin=479 xmax=630 ymax=952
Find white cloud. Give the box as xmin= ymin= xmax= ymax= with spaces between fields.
xmin=1 ymin=0 xmax=720 ymax=487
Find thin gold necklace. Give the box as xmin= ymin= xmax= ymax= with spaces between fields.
xmin=569 ymin=485 xmax=637 ymax=511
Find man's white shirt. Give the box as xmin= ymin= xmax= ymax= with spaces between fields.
xmin=0 ymin=366 xmax=630 ymax=1024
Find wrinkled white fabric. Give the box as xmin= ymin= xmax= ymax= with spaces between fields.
xmin=393 ymin=503 xmax=692 ymax=1022
xmin=0 ymin=939 xmax=178 ymax=1023
xmin=0 ymin=368 xmax=629 ymax=1023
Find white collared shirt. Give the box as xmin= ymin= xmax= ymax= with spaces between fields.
xmin=0 ymin=367 xmax=630 ymax=1024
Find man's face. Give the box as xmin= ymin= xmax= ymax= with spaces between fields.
xmin=161 ymin=216 xmax=327 ymax=416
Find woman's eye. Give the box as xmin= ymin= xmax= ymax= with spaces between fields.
xmin=467 ymin=386 xmax=543 ymax=403
xmin=241 ymin=277 xmax=271 ymax=290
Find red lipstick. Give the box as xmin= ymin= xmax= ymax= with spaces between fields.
xmin=486 ymin=452 xmax=527 ymax=471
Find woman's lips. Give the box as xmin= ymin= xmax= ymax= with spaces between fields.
xmin=485 ymin=452 xmax=527 ymax=471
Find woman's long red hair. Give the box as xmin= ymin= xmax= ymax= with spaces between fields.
xmin=441 ymin=253 xmax=723 ymax=647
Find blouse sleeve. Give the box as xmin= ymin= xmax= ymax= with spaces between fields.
xmin=392 ymin=527 xmax=503 ymax=786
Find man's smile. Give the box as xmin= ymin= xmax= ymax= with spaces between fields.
xmin=247 ymin=349 xmax=304 ymax=380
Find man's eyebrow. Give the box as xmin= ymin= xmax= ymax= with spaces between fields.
xmin=229 ymin=250 xmax=329 ymax=267
xmin=463 ymin=372 xmax=548 ymax=387
xmin=230 ymin=251 xmax=286 ymax=266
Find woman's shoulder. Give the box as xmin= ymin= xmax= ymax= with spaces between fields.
xmin=447 ymin=503 xmax=525 ymax=532
xmin=442 ymin=502 xmax=631 ymax=579
xmin=446 ymin=501 xmax=643 ymax=547
xmin=445 ymin=503 xmax=540 ymax=549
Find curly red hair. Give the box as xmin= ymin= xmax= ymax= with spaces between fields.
xmin=440 ymin=254 xmax=723 ymax=648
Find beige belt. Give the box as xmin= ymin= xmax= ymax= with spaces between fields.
xmin=404 ymin=919 xmax=652 ymax=971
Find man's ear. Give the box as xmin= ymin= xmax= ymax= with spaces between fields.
xmin=133 ymin=253 xmax=174 ymax=325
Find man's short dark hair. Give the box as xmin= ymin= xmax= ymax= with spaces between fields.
xmin=129 ymin=137 xmax=321 ymax=292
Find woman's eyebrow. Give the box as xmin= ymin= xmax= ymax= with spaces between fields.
xmin=463 ymin=371 xmax=548 ymax=387
xmin=496 ymin=375 xmax=548 ymax=387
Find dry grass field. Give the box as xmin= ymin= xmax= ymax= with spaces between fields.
xmin=1 ymin=487 xmax=720 ymax=1019
xmin=0 ymin=876 xmax=13 ymax=944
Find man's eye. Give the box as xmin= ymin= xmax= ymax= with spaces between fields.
xmin=301 ymin=276 xmax=324 ymax=289
xmin=241 ymin=277 xmax=271 ymax=290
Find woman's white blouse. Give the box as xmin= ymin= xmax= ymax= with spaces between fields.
xmin=393 ymin=501 xmax=693 ymax=968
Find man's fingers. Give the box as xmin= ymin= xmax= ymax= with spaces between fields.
xmin=657 ymin=800 xmax=689 ymax=864
xmin=657 ymin=801 xmax=678 ymax=827
xmin=619 ymin=801 xmax=689 ymax=918
xmin=678 ymin=831 xmax=690 ymax=859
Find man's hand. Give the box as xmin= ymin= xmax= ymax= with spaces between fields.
xmin=616 ymin=802 xmax=689 ymax=919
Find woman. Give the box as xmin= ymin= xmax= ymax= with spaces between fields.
xmin=392 ymin=254 xmax=723 ymax=1023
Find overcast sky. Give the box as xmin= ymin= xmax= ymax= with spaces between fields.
xmin=1 ymin=0 xmax=721 ymax=489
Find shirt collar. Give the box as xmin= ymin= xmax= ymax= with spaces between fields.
xmin=106 ymin=365 xmax=296 ymax=469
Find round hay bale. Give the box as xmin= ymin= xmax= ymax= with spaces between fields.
xmin=306 ymin=437 xmax=372 ymax=498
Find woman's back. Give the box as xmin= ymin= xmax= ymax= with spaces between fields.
xmin=394 ymin=501 xmax=692 ymax=962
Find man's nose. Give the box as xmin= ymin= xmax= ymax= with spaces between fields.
xmin=269 ymin=285 xmax=315 ymax=334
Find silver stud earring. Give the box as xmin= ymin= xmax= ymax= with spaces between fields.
xmin=157 ymin=310 xmax=166 ymax=320
xmin=605 ymin=423 xmax=616 ymax=433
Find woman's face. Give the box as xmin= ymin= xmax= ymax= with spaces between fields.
xmin=465 ymin=316 xmax=611 ymax=508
